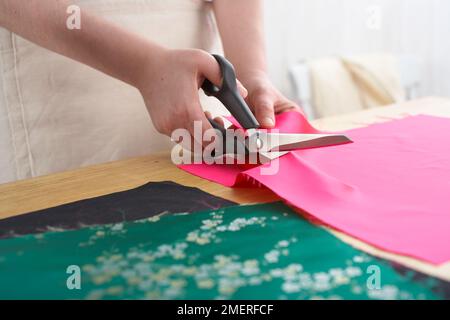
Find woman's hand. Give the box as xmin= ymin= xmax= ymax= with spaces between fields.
xmin=242 ymin=73 xmax=303 ymax=128
xmin=0 ymin=0 xmax=247 ymax=144
xmin=212 ymin=0 xmax=303 ymax=128
xmin=137 ymin=48 xmax=247 ymax=142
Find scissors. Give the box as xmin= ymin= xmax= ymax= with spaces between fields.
xmin=201 ymin=54 xmax=352 ymax=162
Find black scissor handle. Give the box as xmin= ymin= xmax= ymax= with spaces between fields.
xmin=202 ymin=54 xmax=260 ymax=130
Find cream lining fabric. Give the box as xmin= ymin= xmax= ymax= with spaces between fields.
xmin=0 ymin=0 xmax=225 ymax=183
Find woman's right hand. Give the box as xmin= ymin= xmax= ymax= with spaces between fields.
xmin=136 ymin=48 xmax=247 ymax=145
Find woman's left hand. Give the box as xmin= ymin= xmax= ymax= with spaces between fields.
xmin=242 ymin=74 xmax=304 ymax=128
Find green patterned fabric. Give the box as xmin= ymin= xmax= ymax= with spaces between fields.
xmin=0 ymin=202 xmax=438 ymax=300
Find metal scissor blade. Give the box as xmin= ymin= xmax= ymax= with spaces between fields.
xmin=250 ymin=132 xmax=352 ymax=152
xmin=275 ymin=134 xmax=352 ymax=151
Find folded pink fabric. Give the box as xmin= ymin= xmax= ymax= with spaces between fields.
xmin=181 ymin=112 xmax=450 ymax=264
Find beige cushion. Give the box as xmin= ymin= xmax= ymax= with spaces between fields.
xmin=0 ymin=0 xmax=225 ymax=183
xmin=342 ymin=53 xmax=405 ymax=108
xmin=308 ymin=54 xmax=405 ymax=119
xmin=307 ymin=57 xmax=363 ymax=118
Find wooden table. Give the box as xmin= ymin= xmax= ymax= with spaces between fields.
xmin=1 ymin=97 xmax=450 ymax=281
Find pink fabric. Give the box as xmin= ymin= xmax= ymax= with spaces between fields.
xmin=180 ymin=112 xmax=450 ymax=264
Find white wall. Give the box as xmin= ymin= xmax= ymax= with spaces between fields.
xmin=264 ymin=0 xmax=450 ymax=99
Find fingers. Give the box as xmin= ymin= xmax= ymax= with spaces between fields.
xmin=236 ymin=79 xmax=248 ymax=98
xmin=197 ymin=51 xmax=248 ymax=98
xmin=275 ymin=100 xmax=304 ymax=115
xmin=213 ymin=116 xmax=225 ymax=127
xmin=161 ymin=100 xmax=215 ymax=152
xmin=205 ymin=111 xmax=225 ymax=128
xmin=187 ymin=109 xmax=216 ymax=149
xmin=252 ymin=91 xmax=276 ymax=128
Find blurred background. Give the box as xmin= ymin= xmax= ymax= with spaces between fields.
xmin=263 ymin=0 xmax=450 ymax=119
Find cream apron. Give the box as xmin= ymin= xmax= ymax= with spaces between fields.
xmin=0 ymin=0 xmax=225 ymax=184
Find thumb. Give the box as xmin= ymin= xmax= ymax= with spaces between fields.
xmin=198 ymin=53 xmax=248 ymax=98
xmin=236 ymin=79 xmax=248 ymax=98
xmin=198 ymin=52 xmax=223 ymax=88
xmin=252 ymin=92 xmax=276 ymax=128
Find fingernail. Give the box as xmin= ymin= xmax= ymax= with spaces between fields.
xmin=263 ymin=117 xmax=275 ymax=127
